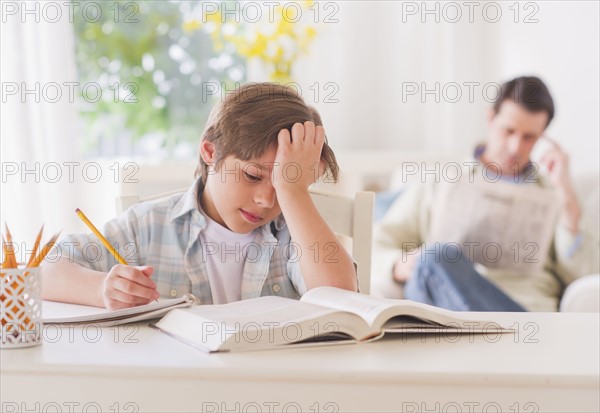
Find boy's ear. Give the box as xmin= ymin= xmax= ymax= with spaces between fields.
xmin=200 ymin=140 xmax=216 ymax=164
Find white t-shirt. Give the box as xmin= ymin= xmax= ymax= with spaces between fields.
xmin=198 ymin=208 xmax=258 ymax=304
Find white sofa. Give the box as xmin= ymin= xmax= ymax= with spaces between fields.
xmin=561 ymin=172 xmax=600 ymax=312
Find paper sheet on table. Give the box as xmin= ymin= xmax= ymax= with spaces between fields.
xmin=427 ymin=174 xmax=559 ymax=273
xmin=42 ymin=294 xmax=195 ymax=325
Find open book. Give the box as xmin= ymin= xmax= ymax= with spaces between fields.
xmin=151 ymin=287 xmax=511 ymax=353
xmin=42 ymin=294 xmax=195 ymax=327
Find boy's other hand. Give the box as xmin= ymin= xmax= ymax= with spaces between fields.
xmin=102 ymin=264 xmax=159 ymax=310
xmin=273 ymin=121 xmax=325 ymax=194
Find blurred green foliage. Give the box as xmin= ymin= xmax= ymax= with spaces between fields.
xmin=73 ymin=0 xmax=246 ymax=157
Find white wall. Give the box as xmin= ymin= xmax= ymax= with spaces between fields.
xmin=495 ymin=1 xmax=600 ymax=177
xmin=296 ymin=1 xmax=599 ymax=177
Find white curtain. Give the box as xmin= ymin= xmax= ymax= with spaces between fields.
xmin=1 ymin=3 xmax=81 ymax=247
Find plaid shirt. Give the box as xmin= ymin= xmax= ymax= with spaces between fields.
xmin=55 ymin=179 xmax=307 ymax=304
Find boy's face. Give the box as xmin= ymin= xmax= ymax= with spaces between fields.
xmin=200 ymin=141 xmax=282 ymax=233
xmin=485 ymin=100 xmax=549 ymax=175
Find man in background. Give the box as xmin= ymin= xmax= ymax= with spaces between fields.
xmin=373 ymin=76 xmax=597 ymax=311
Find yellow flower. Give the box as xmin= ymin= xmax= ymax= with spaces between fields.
xmin=183 ymin=1 xmax=317 ymax=82
xmin=182 ymin=19 xmax=201 ymax=33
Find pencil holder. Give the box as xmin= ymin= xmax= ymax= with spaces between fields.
xmin=0 ymin=266 xmax=42 ymax=348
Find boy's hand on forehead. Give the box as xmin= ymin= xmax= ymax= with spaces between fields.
xmin=272 ymin=121 xmax=325 ymax=194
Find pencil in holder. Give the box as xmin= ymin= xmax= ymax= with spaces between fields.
xmin=0 ymin=266 xmax=42 ymax=348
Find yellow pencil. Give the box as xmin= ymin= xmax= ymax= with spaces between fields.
xmin=29 ymin=230 xmax=61 ymax=268
xmin=75 ymin=209 xmax=158 ymax=302
xmin=75 ymin=208 xmax=128 ymax=264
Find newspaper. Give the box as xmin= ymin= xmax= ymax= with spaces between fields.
xmin=427 ymin=174 xmax=559 ymax=273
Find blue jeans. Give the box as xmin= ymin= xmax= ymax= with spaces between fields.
xmin=404 ymin=246 xmax=527 ymax=312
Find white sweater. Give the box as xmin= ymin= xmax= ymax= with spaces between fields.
xmin=372 ymin=161 xmax=598 ymax=312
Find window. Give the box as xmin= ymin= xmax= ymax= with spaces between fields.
xmin=74 ymin=1 xmax=246 ymax=159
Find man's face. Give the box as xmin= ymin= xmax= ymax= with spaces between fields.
xmin=200 ymin=142 xmax=282 ymax=233
xmin=485 ymin=100 xmax=549 ymax=175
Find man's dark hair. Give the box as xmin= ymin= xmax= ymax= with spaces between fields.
xmin=493 ymin=76 xmax=555 ymax=127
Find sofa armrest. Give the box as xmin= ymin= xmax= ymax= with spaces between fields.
xmin=560 ymin=274 xmax=600 ymax=312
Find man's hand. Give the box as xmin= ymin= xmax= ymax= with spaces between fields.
xmin=393 ymin=248 xmax=421 ymax=284
xmin=102 ymin=264 xmax=159 ymax=310
xmin=539 ymin=138 xmax=581 ymax=233
xmin=272 ymin=121 xmax=325 ymax=195
xmin=539 ymin=138 xmax=573 ymax=190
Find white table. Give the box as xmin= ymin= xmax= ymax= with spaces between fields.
xmin=2 ymin=313 xmax=599 ymax=413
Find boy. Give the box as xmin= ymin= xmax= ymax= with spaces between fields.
xmin=42 ymin=83 xmax=357 ymax=309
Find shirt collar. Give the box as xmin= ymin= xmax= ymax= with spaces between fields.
xmin=473 ymin=143 xmax=486 ymax=160
xmin=168 ymin=178 xmax=206 ymax=226
xmin=472 ymin=143 xmax=539 ymax=183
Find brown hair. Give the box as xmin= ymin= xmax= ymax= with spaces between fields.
xmin=195 ymin=83 xmax=339 ymax=184
xmin=493 ymin=76 xmax=555 ymax=127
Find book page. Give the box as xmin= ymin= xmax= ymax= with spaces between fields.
xmin=301 ymin=287 xmax=509 ymax=332
xmin=42 ymin=294 xmax=195 ymax=324
xmin=301 ymin=286 xmax=401 ymax=326
xmin=153 ymin=296 xmax=372 ymax=352
xmin=427 ymin=174 xmax=559 ymax=273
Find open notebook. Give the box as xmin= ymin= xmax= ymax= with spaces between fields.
xmin=151 ymin=287 xmax=512 ymax=353
xmin=42 ymin=294 xmax=195 ymax=327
